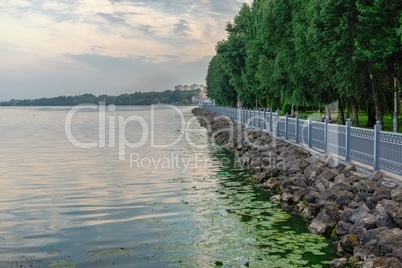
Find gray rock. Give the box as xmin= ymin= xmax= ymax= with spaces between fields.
xmin=301 ymin=203 xmax=320 ymax=220
xmin=324 ymin=202 xmax=340 ymax=221
xmin=281 ymin=191 xmax=293 ymax=203
xmin=380 ymin=180 xmax=398 ymax=190
xmin=287 ymin=165 xmax=302 ymax=175
xmin=391 ymin=186 xmax=402 ymax=203
xmin=336 ymin=221 xmax=353 ymax=235
xmin=316 ymin=182 xmax=327 ymax=192
xmin=303 ymin=190 xmax=319 ymax=203
xmin=356 ymin=240 xmax=379 ymax=261
xmin=359 ymin=192 xmax=373 ymax=202
xmin=378 ymin=199 xmax=402 ymax=227
xmin=350 ymin=204 xmax=378 ymax=230
xmin=304 ymin=164 xmax=322 ymax=178
xmin=292 ymin=188 xmax=307 ymax=203
xmin=306 ymin=155 xmax=320 ymax=165
xmin=270 ymin=195 xmax=281 ymax=203
xmin=348 ymin=202 xmax=362 ymax=209
xmin=369 ymin=170 xmax=383 ymax=181
xmin=343 ymin=164 xmax=356 ymax=174
xmin=359 ymin=179 xmax=378 ymax=193
xmin=335 ymin=163 xmax=347 ymax=173
xmin=318 ymin=189 xmax=337 ymax=202
xmin=394 ymin=248 xmax=402 ymax=262
xmin=374 ymin=203 xmax=400 ymax=228
xmin=340 ymin=207 xmax=355 ymax=223
xmin=377 ymin=228 xmax=402 ymax=257
xmin=331 ymin=257 xmax=348 ymax=267
xmin=338 ymin=233 xmax=359 ymax=254
xmin=309 ymin=209 xmax=337 ymax=234
xmin=336 ymin=191 xmax=354 ymax=208
xmin=331 ymin=182 xmax=352 ymax=193
xmin=361 ymin=227 xmax=389 ymax=245
xmin=333 ymin=173 xmax=347 ymax=184
xmin=351 ymin=226 xmax=368 ymax=242
xmin=318 ymin=169 xmax=339 ymax=182
xmin=288 ymin=176 xmax=307 ymax=188
xmin=363 ymin=257 xmax=402 ymax=268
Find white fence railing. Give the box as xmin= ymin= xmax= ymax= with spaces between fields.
xmin=200 ymin=105 xmax=402 ymax=175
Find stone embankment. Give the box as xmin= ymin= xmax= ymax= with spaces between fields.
xmin=193 ymin=108 xmax=402 ymax=268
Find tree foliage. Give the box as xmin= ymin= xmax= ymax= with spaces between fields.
xmin=206 ymin=0 xmax=402 ymax=126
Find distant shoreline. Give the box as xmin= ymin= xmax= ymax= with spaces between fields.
xmin=0 ymin=89 xmax=202 ymax=107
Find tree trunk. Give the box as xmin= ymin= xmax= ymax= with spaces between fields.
xmin=366 ymin=102 xmax=376 ymax=127
xmin=345 ymin=107 xmax=350 ymax=121
xmin=349 ymin=97 xmax=359 ymax=127
xmin=368 ymin=66 xmax=384 ymax=127
xmin=338 ymin=98 xmax=345 ymax=125
xmin=325 ymin=106 xmax=331 ymax=119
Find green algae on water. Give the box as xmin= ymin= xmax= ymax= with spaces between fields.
xmin=86 ymin=247 xmax=133 ymax=257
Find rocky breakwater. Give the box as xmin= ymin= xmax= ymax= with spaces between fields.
xmin=192 ymin=108 xmax=402 ymax=268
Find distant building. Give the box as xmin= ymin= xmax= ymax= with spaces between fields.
xmin=175 ymin=84 xmax=211 ymax=104
xmin=174 ymin=85 xmax=191 ymax=91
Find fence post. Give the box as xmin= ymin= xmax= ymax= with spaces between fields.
xmin=324 ymin=116 xmax=329 ymax=153
xmin=263 ymin=108 xmax=266 ymax=129
xmin=269 ymin=109 xmax=273 ymax=133
xmin=258 ymin=108 xmax=261 ymax=128
xmin=254 ymin=108 xmax=256 ymax=127
xmin=373 ymin=121 xmax=382 ymax=171
xmin=295 ymin=115 xmax=300 ymax=144
xmin=276 ymin=109 xmax=280 ymax=137
xmin=285 ymin=113 xmax=289 ymax=140
xmin=345 ymin=119 xmax=351 ymax=161
xmin=233 ymin=107 xmax=235 ymax=120
xmin=308 ymin=115 xmax=312 ymax=148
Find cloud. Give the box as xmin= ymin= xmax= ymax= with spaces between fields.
xmin=0 ymin=0 xmax=249 ymax=100
xmin=173 ymin=19 xmax=190 ymax=36
xmin=96 ymin=12 xmax=131 ymax=27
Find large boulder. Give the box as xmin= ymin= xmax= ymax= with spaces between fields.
xmin=331 ymin=257 xmax=348 ymax=267
xmin=336 ymin=221 xmax=353 ymax=235
xmin=374 ymin=203 xmax=400 ymax=228
xmin=317 ymin=169 xmax=339 ymax=182
xmin=350 ymin=204 xmax=378 ymax=230
xmin=391 ymin=186 xmax=402 ymax=203
xmin=336 ymin=191 xmax=354 ymax=208
xmin=356 ymin=240 xmax=379 ymax=261
xmin=359 ymin=178 xmax=379 ymax=193
xmin=303 ymin=189 xmax=319 ymax=203
xmin=362 ymin=257 xmax=402 ymax=268
xmin=378 ymin=200 xmax=402 ymax=227
xmin=338 ymin=233 xmax=359 ymax=255
xmin=292 ymin=188 xmax=308 ymax=203
xmin=377 ymin=228 xmax=402 ymax=260
xmin=301 ymin=203 xmax=320 ymax=220
xmin=309 ymin=209 xmax=337 ymax=234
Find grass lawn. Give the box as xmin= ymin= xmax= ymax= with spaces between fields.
xmin=294 ymin=110 xmax=402 ymax=133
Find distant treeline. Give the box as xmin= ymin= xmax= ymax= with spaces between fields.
xmin=206 ymin=0 xmax=402 ymax=127
xmin=0 ymin=89 xmax=200 ymax=106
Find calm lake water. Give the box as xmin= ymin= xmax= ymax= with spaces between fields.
xmin=0 ymin=106 xmax=337 ymax=267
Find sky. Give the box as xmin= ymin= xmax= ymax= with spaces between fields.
xmin=0 ymin=0 xmax=250 ymax=100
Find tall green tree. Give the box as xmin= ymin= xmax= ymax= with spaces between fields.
xmin=206 ymin=54 xmax=237 ymax=106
